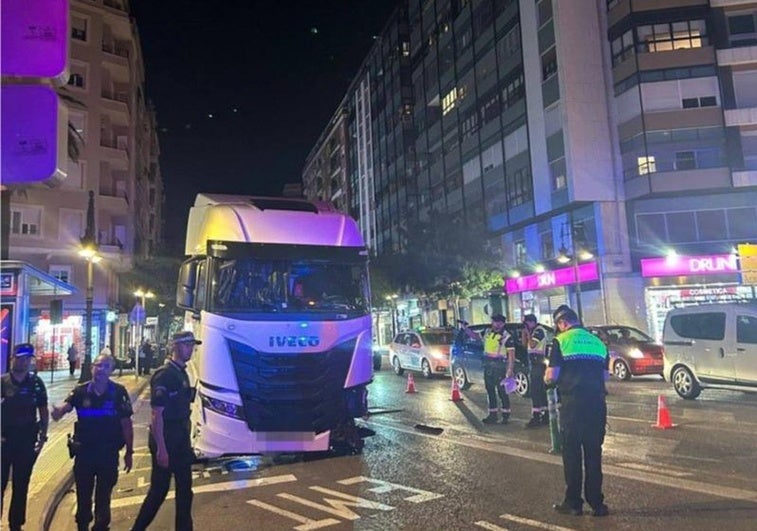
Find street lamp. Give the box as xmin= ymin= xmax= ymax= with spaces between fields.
xmin=557 ymin=220 xmax=594 ymax=323
xmin=385 ymin=294 xmax=399 ymax=337
xmin=133 ymin=288 xmax=155 ymax=377
xmin=78 ymin=191 xmax=99 ymax=383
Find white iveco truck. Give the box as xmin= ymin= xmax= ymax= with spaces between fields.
xmin=177 ymin=194 xmax=373 ymax=457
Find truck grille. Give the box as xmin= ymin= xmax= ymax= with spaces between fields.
xmin=227 ymin=338 xmax=356 ymax=433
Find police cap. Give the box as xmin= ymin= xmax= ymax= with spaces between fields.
xmin=13 ymin=343 xmax=35 ymax=357
xmin=552 ymin=305 xmax=578 ymax=324
xmin=172 ymin=331 xmax=202 ymax=345
xmin=490 ymin=314 xmax=506 ymax=323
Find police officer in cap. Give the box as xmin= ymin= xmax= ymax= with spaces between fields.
xmin=51 ymin=353 xmax=133 ymax=531
xmin=522 ymin=314 xmax=551 ymax=428
xmin=464 ymin=314 xmax=515 ymax=424
xmin=132 ymin=331 xmax=199 ymax=531
xmin=1 ymin=343 xmax=49 ymax=531
xmin=545 ymin=305 xmax=610 ymax=517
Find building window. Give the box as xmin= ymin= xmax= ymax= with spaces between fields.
xmin=68 ymin=73 xmax=84 ymax=88
xmin=540 ymin=231 xmax=554 ymax=261
xmin=49 ymin=266 xmax=72 ymax=284
xmin=71 ymin=15 xmax=87 ymax=41
xmin=542 ymin=47 xmax=557 ymax=81
xmin=682 ymin=96 xmax=717 ymax=108
xmin=537 ymin=0 xmax=553 ymax=27
xmin=550 ymin=157 xmax=567 ymax=190
xmin=611 ymin=29 xmax=635 ymax=66
xmin=10 ymin=206 xmax=42 ymax=237
xmin=507 ymin=167 xmax=533 ymax=207
xmin=727 ymin=14 xmax=757 ymax=45
xmin=442 ymin=87 xmax=458 ymax=115
xmin=501 ymin=69 xmax=525 ymax=110
xmin=514 ymin=240 xmax=527 ymax=266
xmin=638 ymin=156 xmax=656 ymax=175
xmin=67 ymin=62 xmax=88 ymax=91
xmin=637 ymin=20 xmax=707 ymax=53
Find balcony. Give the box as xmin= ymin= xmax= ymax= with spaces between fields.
xmin=724 ymin=107 xmax=757 ymax=127
xmin=733 ymin=170 xmax=757 ymax=188
xmin=101 ymin=42 xmax=129 ymax=59
xmin=717 ymin=44 xmax=757 ymax=66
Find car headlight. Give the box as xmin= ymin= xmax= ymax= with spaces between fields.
xmin=627 ymin=348 xmax=644 ymax=359
xmin=428 ymin=348 xmax=446 ymax=359
xmin=200 ymin=392 xmax=245 ymax=420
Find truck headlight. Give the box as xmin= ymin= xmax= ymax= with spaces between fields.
xmin=200 ymin=393 xmax=245 ymax=420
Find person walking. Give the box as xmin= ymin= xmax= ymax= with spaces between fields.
xmin=137 ymin=340 xmax=147 ymax=376
xmin=67 ymin=343 xmax=79 ymax=377
xmin=1 ymin=343 xmax=49 ymax=531
xmin=522 ymin=314 xmax=551 ymax=428
xmin=545 ymin=305 xmax=610 ymax=517
xmin=142 ymin=340 xmax=155 ymax=376
xmin=51 ymin=353 xmax=134 ymax=531
xmin=131 ymin=331 xmax=200 ymax=531
xmin=465 ymin=314 xmax=514 ymax=424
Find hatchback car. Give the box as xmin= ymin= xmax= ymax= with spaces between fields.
xmin=587 ymin=325 xmax=664 ymax=381
xmin=663 ymin=303 xmax=757 ymax=399
xmin=389 ymin=328 xmax=455 ymax=379
xmin=450 ymin=322 xmax=551 ymax=398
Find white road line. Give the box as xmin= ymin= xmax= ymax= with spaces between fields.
xmin=474 ymin=521 xmax=508 ymax=530
xmin=367 ymin=418 xmax=757 ymax=502
xmin=110 ymin=474 xmax=298 ymax=508
xmin=500 ymin=513 xmax=576 ymax=531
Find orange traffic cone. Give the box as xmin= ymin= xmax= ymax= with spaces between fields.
xmin=449 ymin=378 xmax=463 ymax=402
xmin=405 ymin=373 xmax=417 ymax=394
xmin=652 ymin=394 xmax=676 ymax=429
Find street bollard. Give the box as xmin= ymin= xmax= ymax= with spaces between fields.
xmin=547 ymin=387 xmax=561 ymax=454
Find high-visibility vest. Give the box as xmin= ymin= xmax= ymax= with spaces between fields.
xmin=555 ymin=327 xmax=607 ymax=362
xmin=484 ymin=330 xmax=511 ymax=357
xmin=527 ymin=324 xmax=552 ymax=355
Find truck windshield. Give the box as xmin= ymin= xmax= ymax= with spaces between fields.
xmin=211 ymin=256 xmax=370 ymax=316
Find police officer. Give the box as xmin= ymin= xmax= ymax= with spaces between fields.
xmin=522 ymin=314 xmax=551 ymax=428
xmin=545 ymin=306 xmax=610 ymax=517
xmin=1 ymin=343 xmax=49 ymax=531
xmin=51 ymin=353 xmax=134 ymax=531
xmin=132 ymin=331 xmax=199 ymax=531
xmin=468 ymin=314 xmax=515 ymax=424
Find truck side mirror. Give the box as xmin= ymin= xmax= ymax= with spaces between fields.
xmin=176 ymin=259 xmax=197 ymax=310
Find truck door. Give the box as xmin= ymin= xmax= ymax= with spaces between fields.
xmin=734 ymin=312 xmax=757 ymax=384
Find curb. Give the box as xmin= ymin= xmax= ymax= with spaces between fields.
xmin=41 ymin=378 xmax=150 ymax=531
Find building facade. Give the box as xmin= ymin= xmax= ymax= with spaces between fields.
xmin=303 ymin=0 xmax=757 ymax=335
xmin=6 ymin=0 xmax=163 ymax=365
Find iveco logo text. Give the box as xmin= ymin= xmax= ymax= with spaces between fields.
xmin=268 ymin=336 xmax=320 ymax=347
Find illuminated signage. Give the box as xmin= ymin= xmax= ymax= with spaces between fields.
xmin=505 ymin=262 xmax=599 ymax=294
xmin=641 ymin=254 xmax=738 ymax=278
xmin=739 ymin=244 xmax=757 ymax=286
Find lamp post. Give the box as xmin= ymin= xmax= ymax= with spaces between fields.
xmin=133 ymin=288 xmax=154 ymax=377
xmin=385 ymin=294 xmax=398 ymax=337
xmin=78 ymin=191 xmax=99 ymax=383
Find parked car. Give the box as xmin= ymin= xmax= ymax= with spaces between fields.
xmin=587 ymin=325 xmax=664 ymax=381
xmin=388 ymin=328 xmax=455 ymax=379
xmin=450 ymin=322 xmax=554 ymax=398
xmin=663 ymin=302 xmax=757 ymax=399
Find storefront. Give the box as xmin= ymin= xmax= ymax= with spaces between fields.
xmin=0 ymin=261 xmax=76 ymax=372
xmin=505 ymin=261 xmax=600 ymax=324
xmin=641 ymin=253 xmax=757 ymax=341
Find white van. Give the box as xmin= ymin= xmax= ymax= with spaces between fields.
xmin=662 ymin=302 xmax=757 ymax=399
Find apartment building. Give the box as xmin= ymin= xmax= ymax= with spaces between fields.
xmin=6 ymin=0 xmax=163 ymax=364
xmin=303 ymin=0 xmax=757 ymax=335
xmin=302 ymin=108 xmax=351 ymax=213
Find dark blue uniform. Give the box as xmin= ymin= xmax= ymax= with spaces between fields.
xmin=548 ymin=327 xmax=609 ymax=514
xmin=1 ymin=372 xmax=47 ymax=530
xmin=66 ymin=381 xmax=132 ymax=531
xmin=132 ymin=360 xmax=194 ymax=531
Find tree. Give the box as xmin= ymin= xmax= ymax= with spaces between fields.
xmin=118 ymin=255 xmax=183 ymax=345
xmin=369 ymin=212 xmax=504 ymax=317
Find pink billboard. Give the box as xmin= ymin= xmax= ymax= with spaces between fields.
xmin=641 ymin=254 xmax=738 ymax=278
xmin=505 ymin=262 xmax=599 ymax=294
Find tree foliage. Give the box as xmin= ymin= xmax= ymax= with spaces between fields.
xmin=370 ymin=212 xmax=504 ymax=303
xmin=118 ymin=255 xmax=184 ymax=343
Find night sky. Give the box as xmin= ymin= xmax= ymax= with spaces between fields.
xmin=130 ymin=0 xmax=398 ymax=252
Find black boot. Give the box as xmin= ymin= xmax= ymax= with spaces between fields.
xmin=500 ymin=413 xmax=510 ymax=425
xmin=482 ymin=413 xmax=498 ymax=424
xmin=525 ymin=414 xmax=542 ymax=428
xmin=540 ymin=411 xmax=550 ymax=425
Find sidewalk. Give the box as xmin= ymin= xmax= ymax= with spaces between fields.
xmin=3 ymin=369 xmax=150 ymax=531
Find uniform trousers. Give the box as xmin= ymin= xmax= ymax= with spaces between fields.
xmin=1 ymin=429 xmax=38 ymax=529
xmin=559 ymin=393 xmax=607 ymax=510
xmin=73 ymin=449 xmax=119 ymax=531
xmin=529 ymin=356 xmax=548 ymax=412
xmin=483 ymin=358 xmax=510 ymax=412
xmin=131 ymin=428 xmax=193 ymax=531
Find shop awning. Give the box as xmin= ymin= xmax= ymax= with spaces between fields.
xmin=1 ymin=260 xmax=77 ymax=296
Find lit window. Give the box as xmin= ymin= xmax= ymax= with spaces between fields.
xmin=49 ymin=266 xmax=72 ymax=284
xmin=638 ymin=156 xmax=656 ymax=175
xmin=442 ymin=88 xmax=458 ymax=115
